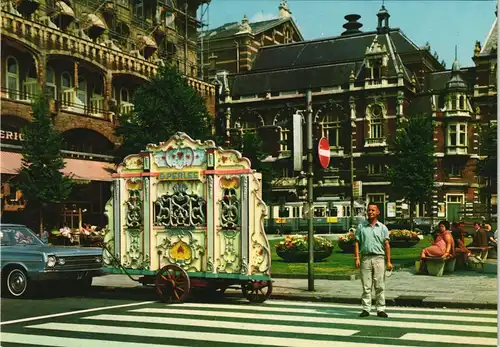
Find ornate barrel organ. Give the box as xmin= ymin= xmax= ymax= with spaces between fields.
xmin=104 ymin=132 xmax=271 ymax=280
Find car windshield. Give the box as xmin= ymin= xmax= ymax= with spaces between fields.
xmin=0 ymin=226 xmax=43 ymax=246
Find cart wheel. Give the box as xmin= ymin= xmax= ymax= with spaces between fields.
xmin=155 ymin=265 xmax=191 ymax=303
xmin=242 ymin=280 xmax=272 ymax=303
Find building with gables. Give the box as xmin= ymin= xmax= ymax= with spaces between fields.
xmin=1 ymin=0 xmax=216 ymax=228
xmin=214 ymin=6 xmax=497 ymax=223
xmin=198 ymin=0 xmax=303 ymax=81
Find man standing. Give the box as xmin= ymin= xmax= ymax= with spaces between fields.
xmin=354 ymin=202 xmax=393 ymax=318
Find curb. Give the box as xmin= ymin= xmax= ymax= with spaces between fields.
xmin=225 ymin=292 xmax=497 ymax=309
xmin=91 ymin=285 xmax=497 ymax=310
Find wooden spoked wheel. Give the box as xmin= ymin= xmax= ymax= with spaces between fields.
xmin=242 ymin=280 xmax=272 ymax=303
xmin=155 ymin=265 xmax=191 ymax=303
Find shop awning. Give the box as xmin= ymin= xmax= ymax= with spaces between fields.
xmin=0 ymin=152 xmax=115 ymax=182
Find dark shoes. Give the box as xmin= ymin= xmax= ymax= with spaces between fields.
xmin=359 ymin=310 xmax=370 ymax=317
xmin=377 ymin=311 xmax=389 ymax=318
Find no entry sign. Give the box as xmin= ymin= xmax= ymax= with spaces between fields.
xmin=318 ymin=137 xmax=330 ymax=169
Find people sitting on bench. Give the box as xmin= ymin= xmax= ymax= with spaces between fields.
xmin=468 ymin=222 xmax=488 ymax=247
xmin=418 ymin=220 xmax=454 ymax=274
xmin=485 ymin=224 xmax=496 ymax=248
xmin=451 ymin=222 xmax=471 ymax=260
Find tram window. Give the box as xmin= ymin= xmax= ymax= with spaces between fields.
xmin=293 ymin=207 xmax=300 ymax=218
xmin=314 ymin=207 xmax=325 ymax=217
xmin=328 ymin=206 xmax=338 ymax=217
xmin=355 ymin=207 xmax=364 ymax=216
xmin=279 ymin=207 xmax=290 ymax=217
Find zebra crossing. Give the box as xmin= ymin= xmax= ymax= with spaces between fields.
xmin=1 ymin=299 xmax=497 ymax=347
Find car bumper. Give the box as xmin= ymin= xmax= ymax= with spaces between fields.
xmin=30 ymin=269 xmax=105 ymax=281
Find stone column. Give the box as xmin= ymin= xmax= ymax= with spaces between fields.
xmin=36 ymin=52 xmax=47 ymax=88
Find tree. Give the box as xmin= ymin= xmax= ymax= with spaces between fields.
xmin=386 ymin=115 xmax=435 ymax=230
xmin=17 ymin=93 xmax=73 ymax=235
xmin=115 ymin=65 xmax=213 ymax=160
xmin=227 ymin=132 xmax=278 ymax=202
xmin=477 ymin=122 xmax=498 ymax=218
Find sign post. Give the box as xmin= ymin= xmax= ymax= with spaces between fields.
xmin=306 ymin=90 xmax=314 ymax=292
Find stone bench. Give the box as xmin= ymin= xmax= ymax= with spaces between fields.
xmin=418 ymin=256 xmax=456 ymax=276
xmin=467 ymin=246 xmax=493 ymax=272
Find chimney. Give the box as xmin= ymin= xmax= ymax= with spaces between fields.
xmin=341 ymin=14 xmax=363 ymax=36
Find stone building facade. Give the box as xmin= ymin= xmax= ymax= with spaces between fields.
xmin=1 ymin=0 xmax=216 ymax=228
xmin=215 ymin=6 xmax=497 ymax=223
xmin=198 ymin=0 xmax=303 ymax=81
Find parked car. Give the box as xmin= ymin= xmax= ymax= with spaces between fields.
xmin=385 ymin=218 xmax=434 ymax=235
xmin=0 ymin=224 xmax=104 ymax=298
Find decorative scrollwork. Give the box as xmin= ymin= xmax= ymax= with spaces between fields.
xmin=126 ymin=189 xmax=142 ymax=228
xmin=216 ymin=229 xmax=240 ymax=273
xmin=123 ymin=229 xmax=148 ymax=269
xmin=221 ymin=187 xmax=240 ymax=229
xmin=155 ymin=182 xmax=206 ymax=227
xmin=156 ymin=229 xmax=205 ymax=270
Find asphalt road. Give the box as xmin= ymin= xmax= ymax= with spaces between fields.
xmin=1 ymin=288 xmax=497 ymax=347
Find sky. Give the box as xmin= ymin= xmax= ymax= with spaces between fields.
xmin=198 ymin=0 xmax=498 ymax=68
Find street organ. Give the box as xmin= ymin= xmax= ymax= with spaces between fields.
xmin=103 ymin=132 xmax=272 ymax=302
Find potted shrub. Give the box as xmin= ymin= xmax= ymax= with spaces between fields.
xmin=389 ymin=229 xmax=420 ymax=248
xmin=275 ymin=235 xmax=334 ymax=262
xmin=337 ymin=230 xmax=356 ymax=253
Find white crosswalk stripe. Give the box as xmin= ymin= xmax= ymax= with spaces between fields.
xmin=131 ymin=307 xmax=497 ymax=333
xmin=1 ymin=300 xmax=496 ymax=347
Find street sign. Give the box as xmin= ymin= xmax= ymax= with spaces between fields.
xmin=317 ymin=137 xmax=330 ymax=169
xmin=292 ymin=113 xmax=303 ymax=171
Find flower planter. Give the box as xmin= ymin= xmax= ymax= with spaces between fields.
xmin=338 ymin=242 xmax=355 ymax=253
xmin=276 ymin=248 xmax=333 ymax=263
xmin=389 ymin=239 xmax=419 ymax=248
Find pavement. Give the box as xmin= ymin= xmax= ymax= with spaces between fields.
xmin=93 ymin=266 xmax=498 ymax=309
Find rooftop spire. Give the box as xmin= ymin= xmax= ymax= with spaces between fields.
xmin=279 ymin=0 xmax=292 ymax=19
xmin=376 ymin=3 xmax=390 ymax=34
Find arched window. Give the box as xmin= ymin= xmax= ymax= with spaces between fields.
xmin=274 ymin=113 xmax=290 ymax=152
xmin=120 ymin=87 xmax=129 ymax=103
xmin=240 ymin=119 xmax=257 ymax=134
xmin=61 ymin=71 xmax=72 ymax=90
xmin=23 ymin=66 xmax=38 ymax=100
xmin=6 ymin=56 xmax=19 ymax=99
xmin=369 ymin=104 xmax=383 ymax=139
xmin=77 ymin=77 xmax=87 ymax=106
xmin=46 ymin=67 xmax=57 ymax=100
xmin=321 ymin=112 xmax=340 ymax=147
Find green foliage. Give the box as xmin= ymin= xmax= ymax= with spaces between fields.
xmin=386 ymin=115 xmax=435 ymax=207
xmin=17 ymin=93 xmax=73 ymax=207
xmin=477 ymin=123 xmax=497 ymax=179
xmin=114 ymin=64 xmax=213 ymax=160
xmin=228 ymin=132 xmax=278 ymax=202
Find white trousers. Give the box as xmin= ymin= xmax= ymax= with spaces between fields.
xmin=360 ymin=255 xmax=386 ymax=312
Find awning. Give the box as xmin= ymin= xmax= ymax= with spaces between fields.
xmin=1 ymin=151 xmax=115 ymax=182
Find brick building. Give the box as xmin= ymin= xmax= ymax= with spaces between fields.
xmin=214 ymin=6 xmax=497 ymax=223
xmin=198 ymin=0 xmax=303 ymax=81
xmin=1 ymin=0 xmax=216 ymax=228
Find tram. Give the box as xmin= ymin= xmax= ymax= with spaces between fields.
xmin=264 ymin=198 xmax=366 ymax=234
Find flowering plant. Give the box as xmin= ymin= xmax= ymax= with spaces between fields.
xmin=389 ymin=229 xmax=419 ymax=240
xmin=275 ymin=235 xmax=333 ymax=253
xmin=338 ymin=231 xmax=356 ymax=244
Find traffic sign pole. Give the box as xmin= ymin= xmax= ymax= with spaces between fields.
xmin=306 ymin=90 xmax=314 ymax=292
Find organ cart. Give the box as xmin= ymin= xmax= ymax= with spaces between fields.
xmin=102 ymin=132 xmax=272 ymax=303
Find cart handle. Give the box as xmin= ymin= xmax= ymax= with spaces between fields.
xmin=102 ymin=244 xmax=141 ymax=282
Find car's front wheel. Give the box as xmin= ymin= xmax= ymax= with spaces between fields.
xmin=5 ymin=268 xmax=29 ymax=298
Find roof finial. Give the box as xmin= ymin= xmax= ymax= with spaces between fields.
xmin=455 ymin=45 xmax=458 ymax=61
